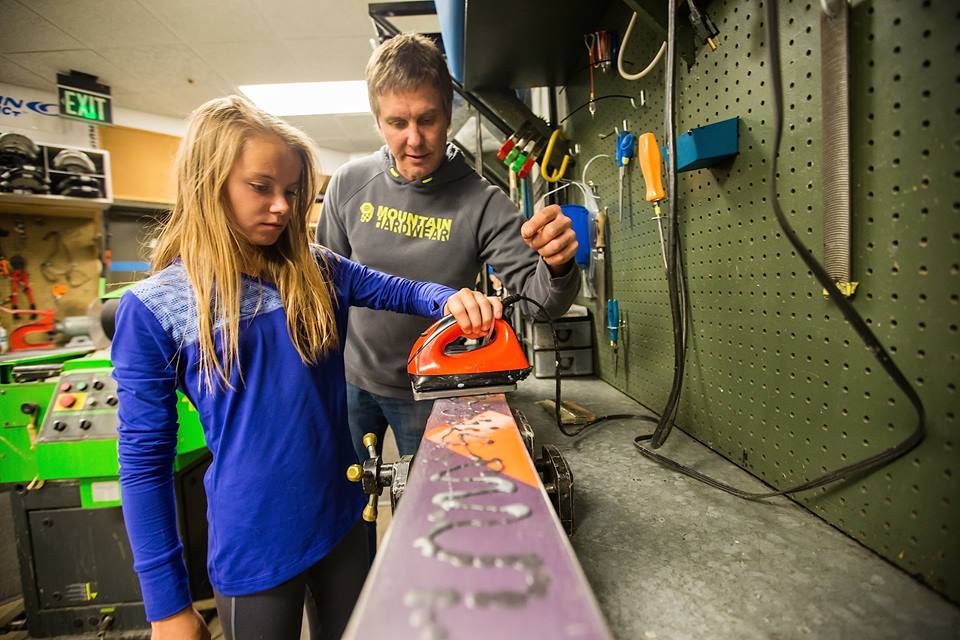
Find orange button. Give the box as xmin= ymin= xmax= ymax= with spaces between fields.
xmin=59 ymin=382 xmax=72 ymax=392
xmin=58 ymin=394 xmax=77 ymax=408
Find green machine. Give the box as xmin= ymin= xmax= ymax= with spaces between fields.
xmin=0 ymin=284 xmax=211 ymax=638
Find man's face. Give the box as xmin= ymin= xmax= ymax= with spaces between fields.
xmin=376 ymin=84 xmax=450 ymax=182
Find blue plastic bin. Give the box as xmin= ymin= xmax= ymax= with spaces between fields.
xmin=560 ymin=204 xmax=591 ymax=267
xmin=676 ymin=117 xmax=739 ymax=172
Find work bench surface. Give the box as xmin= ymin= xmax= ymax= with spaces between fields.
xmin=509 ymin=377 xmax=959 ymax=640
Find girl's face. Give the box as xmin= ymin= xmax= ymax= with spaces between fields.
xmin=224 ymin=134 xmax=302 ymax=246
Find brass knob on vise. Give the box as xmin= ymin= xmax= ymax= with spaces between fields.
xmin=346 ymin=432 xmax=381 ymax=523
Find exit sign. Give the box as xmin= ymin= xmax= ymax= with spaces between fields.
xmin=57 ymin=71 xmax=112 ymax=125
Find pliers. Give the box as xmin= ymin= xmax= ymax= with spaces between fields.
xmin=9 ymin=255 xmax=37 ymax=318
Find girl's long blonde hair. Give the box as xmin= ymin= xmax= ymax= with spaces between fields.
xmin=152 ymin=95 xmax=337 ymax=392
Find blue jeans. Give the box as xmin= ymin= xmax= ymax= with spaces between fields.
xmin=346 ymin=383 xmax=435 ymax=462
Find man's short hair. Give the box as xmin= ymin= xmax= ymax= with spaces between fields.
xmin=366 ymin=33 xmax=453 ymax=120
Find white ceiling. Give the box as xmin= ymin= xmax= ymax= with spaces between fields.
xmin=0 ymin=0 xmax=440 ymax=153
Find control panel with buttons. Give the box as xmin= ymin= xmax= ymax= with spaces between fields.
xmin=40 ymin=369 xmax=121 ymax=442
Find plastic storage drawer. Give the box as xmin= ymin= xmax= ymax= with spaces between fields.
xmin=529 ymin=347 xmax=594 ymax=378
xmin=525 ymin=317 xmax=593 ymax=350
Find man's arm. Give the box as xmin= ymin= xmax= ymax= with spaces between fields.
xmin=477 ymin=189 xmax=580 ymax=319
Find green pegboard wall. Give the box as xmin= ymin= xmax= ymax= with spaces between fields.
xmin=564 ymin=0 xmax=958 ymax=601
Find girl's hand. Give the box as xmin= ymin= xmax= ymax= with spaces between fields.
xmin=151 ymin=607 xmax=210 ymax=640
xmin=443 ymin=289 xmax=503 ymax=338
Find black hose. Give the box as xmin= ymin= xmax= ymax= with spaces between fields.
xmin=648 ymin=0 xmax=685 ymax=449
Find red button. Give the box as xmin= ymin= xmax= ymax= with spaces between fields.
xmin=59 ymin=382 xmax=72 ymax=392
xmin=58 ymin=394 xmax=77 ymax=408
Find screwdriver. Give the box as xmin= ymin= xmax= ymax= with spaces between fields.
xmin=615 ymin=126 xmax=636 ymax=222
xmin=585 ymin=34 xmax=597 ymax=117
xmin=607 ymin=298 xmax=620 ymax=375
xmin=637 ymin=132 xmax=668 ymax=271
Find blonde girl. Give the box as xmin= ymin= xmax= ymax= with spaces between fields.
xmin=111 ymin=95 xmax=500 ymax=640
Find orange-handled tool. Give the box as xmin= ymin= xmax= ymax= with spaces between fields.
xmin=637 ymin=132 xmax=668 ymax=271
xmin=595 ymin=208 xmax=606 ymax=251
xmin=637 ymin=132 xmax=665 ymax=205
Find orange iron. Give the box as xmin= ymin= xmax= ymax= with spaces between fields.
xmin=407 ymin=315 xmax=532 ymax=401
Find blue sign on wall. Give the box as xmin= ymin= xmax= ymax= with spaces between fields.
xmin=0 ymin=95 xmax=57 ymax=118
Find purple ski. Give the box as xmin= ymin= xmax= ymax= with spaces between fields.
xmin=343 ymin=393 xmax=611 ymax=639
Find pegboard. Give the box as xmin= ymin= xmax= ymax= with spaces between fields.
xmin=564 ymin=0 xmax=958 ymax=601
xmin=0 ymin=213 xmax=100 ymax=342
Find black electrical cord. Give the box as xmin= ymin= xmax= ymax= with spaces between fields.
xmin=633 ymin=0 xmax=926 ymax=500
xmin=502 ymin=294 xmax=655 ymax=437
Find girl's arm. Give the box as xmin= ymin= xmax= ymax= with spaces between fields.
xmin=111 ymin=293 xmax=193 ymax=622
xmin=331 ymin=251 xmax=502 ymax=336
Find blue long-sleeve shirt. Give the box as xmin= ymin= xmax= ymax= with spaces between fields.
xmin=112 ymin=249 xmax=455 ymax=620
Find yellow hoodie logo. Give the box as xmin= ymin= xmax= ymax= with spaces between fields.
xmin=359 ymin=203 xmax=452 ymax=242
xmin=360 ymin=202 xmax=375 ymax=223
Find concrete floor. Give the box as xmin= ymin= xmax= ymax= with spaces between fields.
xmin=505 ymin=376 xmax=960 ymax=640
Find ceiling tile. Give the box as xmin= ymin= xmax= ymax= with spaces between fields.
xmin=248 ymin=0 xmax=371 ymax=39
xmin=0 ymin=55 xmax=52 ymax=92
xmin=285 ymin=37 xmax=373 ymax=82
xmin=4 ymin=49 xmax=141 ymax=93
xmin=192 ymin=41 xmax=302 ymax=86
xmin=113 ymin=83 xmax=231 ymax=119
xmin=142 ymin=0 xmax=275 ymax=44
xmin=4 ymin=0 xmax=433 ymax=152
xmin=28 ymin=0 xmax=179 ymax=48
xmin=107 ymin=91 xmax=185 ymax=118
xmin=97 ymin=44 xmax=232 ymax=95
xmin=0 ymin=0 xmax=84 ymax=53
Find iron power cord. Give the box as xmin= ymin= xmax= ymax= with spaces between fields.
xmin=633 ymin=0 xmax=926 ymax=500
xmin=501 ymin=294 xmax=655 ymax=437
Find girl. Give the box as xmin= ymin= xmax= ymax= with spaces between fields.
xmin=111 ymin=95 xmax=500 ymax=640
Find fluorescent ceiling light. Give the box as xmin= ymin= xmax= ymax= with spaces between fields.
xmin=240 ymin=81 xmax=370 ymax=116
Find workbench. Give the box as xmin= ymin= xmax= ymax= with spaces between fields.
xmin=508 ymin=377 xmax=959 ymax=640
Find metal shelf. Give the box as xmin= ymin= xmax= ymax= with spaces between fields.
xmin=0 ymin=192 xmax=110 ymax=218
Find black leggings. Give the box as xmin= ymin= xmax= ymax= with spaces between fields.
xmin=214 ymin=521 xmax=368 ymax=640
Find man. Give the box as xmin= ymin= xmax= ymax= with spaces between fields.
xmin=317 ymin=33 xmax=580 ymax=461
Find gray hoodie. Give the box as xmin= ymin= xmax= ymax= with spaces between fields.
xmin=317 ymin=144 xmax=580 ymax=399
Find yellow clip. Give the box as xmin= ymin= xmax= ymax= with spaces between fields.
xmin=822 ymin=281 xmax=859 ymax=298
xmin=540 ymin=129 xmax=571 ymax=183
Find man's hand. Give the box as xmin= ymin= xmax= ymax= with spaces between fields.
xmin=443 ymin=289 xmax=503 ymax=338
xmin=151 ymin=607 xmax=210 ymax=640
xmin=520 ymin=204 xmax=578 ymax=275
